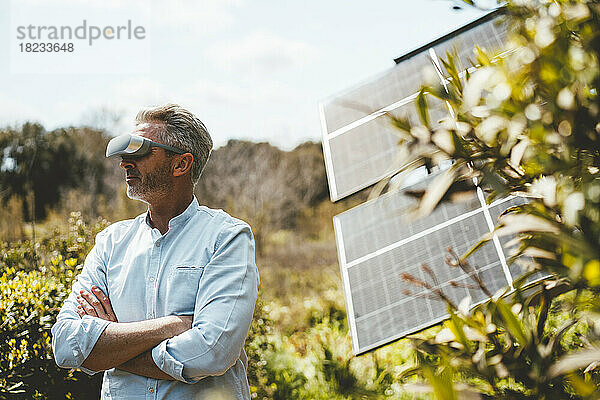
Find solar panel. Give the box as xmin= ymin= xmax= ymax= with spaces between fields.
xmin=334 ymin=175 xmax=543 ymax=355
xmin=321 ymin=7 xmax=545 ymax=355
xmin=321 ymin=10 xmax=508 ymax=201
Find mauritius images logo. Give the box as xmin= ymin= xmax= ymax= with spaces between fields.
xmin=16 ymin=20 xmax=146 ymax=46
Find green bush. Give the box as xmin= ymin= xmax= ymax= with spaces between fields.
xmin=389 ymin=0 xmax=600 ymax=397
xmin=0 ymin=213 xmax=107 ymax=399
xmin=246 ymin=297 xmax=412 ymax=400
xmin=0 ymin=267 xmax=102 ymax=399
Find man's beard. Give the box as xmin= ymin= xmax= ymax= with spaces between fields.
xmin=126 ymin=162 xmax=172 ymax=202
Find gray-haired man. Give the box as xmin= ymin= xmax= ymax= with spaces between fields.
xmin=52 ymin=104 xmax=259 ymax=399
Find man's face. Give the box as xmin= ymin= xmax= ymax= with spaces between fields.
xmin=120 ymin=123 xmax=174 ymax=203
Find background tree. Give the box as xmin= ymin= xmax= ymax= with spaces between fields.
xmin=196 ymin=140 xmax=329 ymax=252
xmin=0 ymin=124 xmax=111 ymax=222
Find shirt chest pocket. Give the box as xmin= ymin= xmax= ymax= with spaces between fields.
xmin=164 ymin=265 xmax=205 ymax=314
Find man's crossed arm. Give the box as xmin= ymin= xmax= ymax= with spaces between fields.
xmin=75 ymin=286 xmax=191 ymax=380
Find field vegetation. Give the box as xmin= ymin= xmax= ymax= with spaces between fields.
xmin=0 ymin=130 xmax=420 ymax=399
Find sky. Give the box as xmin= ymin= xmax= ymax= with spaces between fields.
xmin=0 ymin=0 xmax=488 ymax=150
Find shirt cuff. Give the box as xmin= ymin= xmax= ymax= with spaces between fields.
xmin=71 ymin=315 xmax=111 ymax=370
xmin=152 ymin=340 xmax=196 ymax=384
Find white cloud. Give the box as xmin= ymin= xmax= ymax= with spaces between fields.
xmin=184 ymin=80 xmax=253 ymax=106
xmin=173 ymin=80 xmax=320 ymax=149
xmin=0 ymin=94 xmax=40 ymax=128
xmin=180 ymin=78 xmax=307 ymax=108
xmin=51 ymin=78 xmax=170 ymax=134
xmin=107 ymin=77 xmax=167 ymax=106
xmin=206 ymin=30 xmax=317 ymax=78
xmin=147 ymin=0 xmax=242 ymax=32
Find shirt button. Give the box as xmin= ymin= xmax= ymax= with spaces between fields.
xmin=155 ymin=242 xmax=160 ymax=247
xmin=148 ymin=387 xmax=154 ymax=393
xmin=149 ymin=276 xmax=155 ymax=282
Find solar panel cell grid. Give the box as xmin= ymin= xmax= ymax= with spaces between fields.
xmin=328 ymin=117 xmax=399 ymax=199
xmin=355 ymin=306 xmax=405 ymax=350
xmin=325 ymin=96 xmax=452 ymax=200
xmin=432 ymin=17 xmax=508 ymax=74
xmin=321 ymin=13 xmax=508 ymax=201
xmin=345 ymin=212 xmax=499 ymax=319
xmin=322 ymin=101 xmax=366 ymax=136
xmin=323 ymin=52 xmax=433 ymax=134
xmin=338 ymin=188 xmax=482 ymax=264
xmin=335 ymin=188 xmax=533 ymax=353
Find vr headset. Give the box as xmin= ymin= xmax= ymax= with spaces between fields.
xmin=106 ymin=134 xmax=187 ymax=158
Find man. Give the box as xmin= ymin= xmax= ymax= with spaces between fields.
xmin=51 ymin=104 xmax=259 ymax=399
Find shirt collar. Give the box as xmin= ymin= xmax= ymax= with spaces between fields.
xmin=143 ymin=196 xmax=199 ymax=231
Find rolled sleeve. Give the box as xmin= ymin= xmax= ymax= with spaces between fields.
xmin=152 ymin=223 xmax=259 ymax=383
xmin=51 ymin=231 xmax=111 ymax=374
xmin=151 ymin=340 xmax=187 ymax=382
xmin=52 ymin=313 xmax=110 ymax=373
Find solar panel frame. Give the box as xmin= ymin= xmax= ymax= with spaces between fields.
xmin=334 ymin=177 xmax=545 ymax=355
xmin=393 ymin=9 xmax=505 ymax=64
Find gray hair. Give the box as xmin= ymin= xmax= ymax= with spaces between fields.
xmin=135 ymin=104 xmax=213 ymax=184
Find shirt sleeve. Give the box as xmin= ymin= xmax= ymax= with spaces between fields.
xmin=152 ymin=222 xmax=260 ymax=383
xmin=51 ymin=230 xmax=112 ymax=375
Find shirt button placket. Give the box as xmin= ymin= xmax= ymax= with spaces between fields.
xmin=146 ymin=376 xmax=158 ymax=399
xmin=148 ymin=240 xmax=161 ymax=321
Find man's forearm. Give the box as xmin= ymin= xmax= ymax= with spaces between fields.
xmin=82 ymin=315 xmax=190 ymax=372
xmin=117 ymin=350 xmax=175 ymax=380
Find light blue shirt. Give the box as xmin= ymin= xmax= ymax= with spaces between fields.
xmin=51 ymin=197 xmax=259 ymax=399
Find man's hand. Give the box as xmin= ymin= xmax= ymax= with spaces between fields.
xmin=76 ymin=286 xmax=118 ymax=322
xmin=76 ymin=288 xmax=193 ymax=335
xmin=77 ymin=285 xmax=193 ymax=377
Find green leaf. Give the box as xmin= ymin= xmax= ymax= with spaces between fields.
xmin=423 ymin=83 xmax=453 ymax=102
xmin=549 ymin=320 xmax=578 ymax=357
xmin=495 ymin=299 xmax=529 ymax=345
xmin=461 ymin=237 xmax=490 ymax=262
xmin=565 ymin=373 xmax=598 ymax=397
xmin=474 ymin=46 xmax=492 ymax=66
xmin=535 ymin=289 xmax=550 ymax=341
xmin=447 ymin=312 xmax=470 ymax=349
xmin=397 ymin=366 xmax=421 ymax=379
xmin=441 ymin=50 xmax=463 ymax=94
xmin=390 ymin=115 xmax=411 ymax=133
xmin=416 ymin=89 xmax=430 ymax=127
xmin=422 ymin=365 xmax=457 ymax=400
